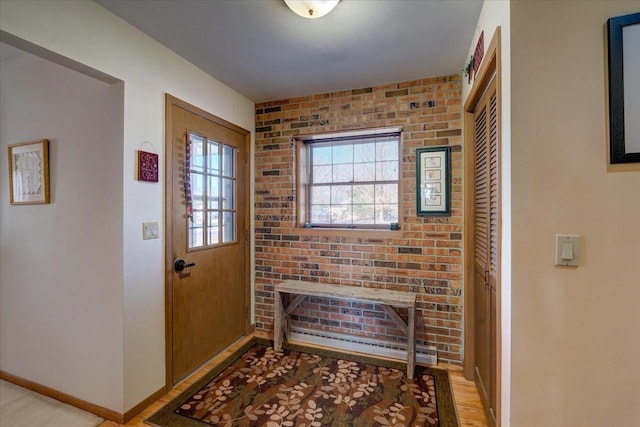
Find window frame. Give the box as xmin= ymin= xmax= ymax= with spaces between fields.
xmin=186 ymin=130 xmax=238 ymax=251
xmin=296 ymin=127 xmax=403 ymax=230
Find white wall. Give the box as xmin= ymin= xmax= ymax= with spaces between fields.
xmin=462 ymin=1 xmax=511 ymax=424
xmin=0 ymin=0 xmax=255 ymax=413
xmin=510 ymin=1 xmax=640 ymax=426
xmin=0 ymin=42 xmax=124 ymax=411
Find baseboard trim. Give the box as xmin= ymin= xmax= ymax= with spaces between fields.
xmin=123 ymin=386 xmax=165 ymax=423
xmin=290 ymin=327 xmax=438 ymax=365
xmin=0 ymin=370 xmax=124 ymax=423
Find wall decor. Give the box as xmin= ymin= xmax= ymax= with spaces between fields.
xmin=137 ymin=141 xmax=159 ymax=182
xmin=416 ymin=146 xmax=450 ymax=215
xmin=8 ymin=139 xmax=50 ymax=205
xmin=607 ymin=12 xmax=640 ymax=164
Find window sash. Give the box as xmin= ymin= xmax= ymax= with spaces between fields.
xmin=304 ymin=132 xmax=400 ymax=229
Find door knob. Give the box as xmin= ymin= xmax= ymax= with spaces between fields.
xmin=174 ymin=258 xmax=196 ymax=272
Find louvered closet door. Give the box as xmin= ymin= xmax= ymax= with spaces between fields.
xmin=473 ymin=77 xmax=498 ymax=425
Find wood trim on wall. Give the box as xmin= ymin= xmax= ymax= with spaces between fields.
xmin=164 ymin=94 xmax=176 ymax=391
xmin=123 ymin=386 xmax=165 ymax=423
xmin=463 ymin=26 xmax=502 ymax=427
xmin=0 ymin=370 xmax=124 ymax=423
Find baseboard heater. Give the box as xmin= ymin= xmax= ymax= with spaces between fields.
xmin=290 ymin=327 xmax=438 ymax=366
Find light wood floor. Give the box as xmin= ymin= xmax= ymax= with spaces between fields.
xmin=99 ymin=331 xmax=488 ymax=427
xmin=0 ymin=380 xmax=104 ymax=427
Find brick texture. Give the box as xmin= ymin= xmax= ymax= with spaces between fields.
xmin=254 ymin=75 xmax=463 ymax=364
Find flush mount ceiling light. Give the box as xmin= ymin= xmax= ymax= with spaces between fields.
xmin=284 ymin=0 xmax=340 ymax=19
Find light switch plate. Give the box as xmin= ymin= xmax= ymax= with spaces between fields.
xmin=555 ymin=234 xmax=580 ymax=267
xmin=143 ymin=222 xmax=159 ymax=240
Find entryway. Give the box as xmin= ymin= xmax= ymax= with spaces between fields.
xmin=164 ymin=95 xmax=251 ymax=385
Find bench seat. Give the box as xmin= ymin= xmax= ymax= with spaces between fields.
xmin=273 ymin=280 xmax=417 ymax=379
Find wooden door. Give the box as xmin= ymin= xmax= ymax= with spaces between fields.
xmin=473 ymin=78 xmax=498 ymax=425
xmin=165 ymin=95 xmax=250 ymax=385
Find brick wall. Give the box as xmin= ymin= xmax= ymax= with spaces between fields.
xmin=254 ymin=74 xmax=464 ymax=364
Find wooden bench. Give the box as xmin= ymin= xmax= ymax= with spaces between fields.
xmin=273 ymin=280 xmax=417 ymax=379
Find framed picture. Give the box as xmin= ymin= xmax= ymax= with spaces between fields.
xmin=607 ymin=12 xmax=640 ymax=164
xmin=8 ymin=139 xmax=50 ymax=204
xmin=416 ymin=146 xmax=450 ymax=215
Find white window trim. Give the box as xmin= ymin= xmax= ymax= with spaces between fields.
xmin=295 ymin=127 xmax=403 ymax=231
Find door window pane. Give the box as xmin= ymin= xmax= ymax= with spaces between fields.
xmin=187 ymin=132 xmax=237 ymax=248
xmin=190 ymin=135 xmax=204 ymax=172
xmin=189 ymin=211 xmax=204 ymax=248
xmin=190 ymin=172 xmax=204 ymax=210
xmin=222 ymin=212 xmax=234 ymax=243
xmin=222 ymin=178 xmax=235 ymax=210
xmin=207 ymin=175 xmax=219 ymax=210
xmin=222 ymin=145 xmax=234 ymax=177
xmin=208 ymin=211 xmax=219 ymax=245
xmin=207 ymin=140 xmax=219 ymax=174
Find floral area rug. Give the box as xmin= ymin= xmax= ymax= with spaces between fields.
xmin=146 ymin=339 xmax=459 ymax=427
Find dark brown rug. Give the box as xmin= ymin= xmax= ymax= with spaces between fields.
xmin=146 ymin=338 xmax=459 ymax=427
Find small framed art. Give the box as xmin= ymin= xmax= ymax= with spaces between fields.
xmin=138 ymin=150 xmax=159 ymax=182
xmin=8 ymin=139 xmax=50 ymax=205
xmin=416 ymin=146 xmax=450 ymax=216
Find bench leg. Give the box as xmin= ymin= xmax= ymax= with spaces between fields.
xmin=274 ymin=290 xmax=284 ymax=351
xmin=407 ymin=307 xmax=416 ymax=379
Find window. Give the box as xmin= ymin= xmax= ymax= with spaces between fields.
xmin=298 ymin=128 xmax=401 ymax=229
xmin=187 ymin=132 xmax=236 ymax=249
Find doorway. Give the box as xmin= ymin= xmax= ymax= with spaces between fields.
xmin=165 ymin=94 xmax=251 ymax=385
xmin=464 ymin=29 xmax=502 ymax=427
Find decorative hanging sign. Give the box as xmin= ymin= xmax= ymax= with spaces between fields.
xmin=184 ymin=132 xmax=193 ymax=222
xmin=464 ymin=31 xmax=485 ymax=84
xmin=137 ymin=141 xmax=159 ymax=182
xmin=473 ymin=31 xmax=485 ymax=76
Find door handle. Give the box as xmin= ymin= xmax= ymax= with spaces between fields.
xmin=174 ymin=258 xmax=196 ymax=272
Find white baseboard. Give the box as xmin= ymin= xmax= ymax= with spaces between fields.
xmin=290 ymin=327 xmax=437 ymax=366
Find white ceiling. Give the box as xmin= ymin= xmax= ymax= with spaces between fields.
xmin=96 ymin=0 xmax=483 ymax=103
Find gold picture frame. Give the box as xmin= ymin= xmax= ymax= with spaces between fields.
xmin=8 ymin=139 xmax=50 ymax=204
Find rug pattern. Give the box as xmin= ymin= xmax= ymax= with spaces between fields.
xmin=173 ymin=343 xmax=442 ymax=426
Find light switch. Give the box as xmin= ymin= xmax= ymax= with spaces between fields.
xmin=555 ymin=235 xmax=580 ymax=267
xmin=143 ymin=222 xmax=159 ymax=240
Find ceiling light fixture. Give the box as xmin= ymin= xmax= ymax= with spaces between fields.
xmin=283 ymin=0 xmax=340 ymax=19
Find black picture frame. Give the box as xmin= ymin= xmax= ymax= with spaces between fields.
xmin=416 ymin=146 xmax=450 ymax=216
xmin=607 ymin=12 xmax=640 ymax=164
